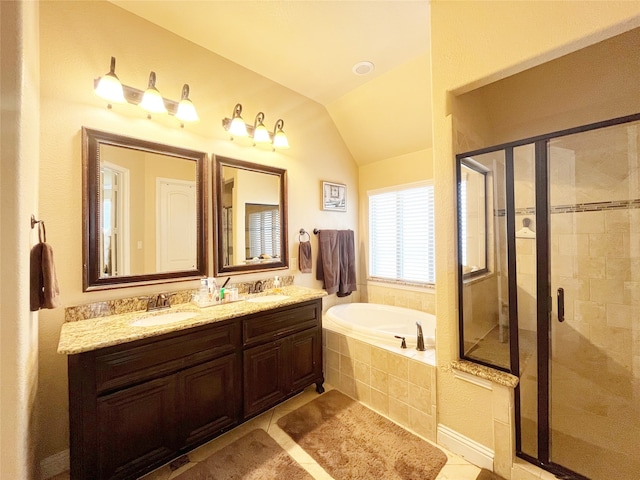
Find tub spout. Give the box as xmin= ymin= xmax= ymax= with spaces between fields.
xmin=416 ymin=322 xmax=426 ymax=351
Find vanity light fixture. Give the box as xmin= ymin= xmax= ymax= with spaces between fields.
xmin=175 ymin=84 xmax=199 ymax=125
xmin=225 ymin=103 xmax=248 ymax=138
xmin=252 ymin=112 xmax=271 ymax=144
xmin=93 ymin=57 xmax=198 ymax=127
xmin=139 ymin=71 xmax=167 ymax=117
xmin=94 ymin=57 xmax=126 ymax=107
xmin=221 ymin=104 xmax=290 ymax=150
xmin=272 ymin=119 xmax=289 ymax=150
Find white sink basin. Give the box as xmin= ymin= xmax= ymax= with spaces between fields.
xmin=131 ymin=311 xmax=198 ymax=327
xmin=247 ymin=294 xmax=290 ymax=303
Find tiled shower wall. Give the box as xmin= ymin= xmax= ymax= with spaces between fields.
xmin=549 ymin=206 xmax=640 ymax=374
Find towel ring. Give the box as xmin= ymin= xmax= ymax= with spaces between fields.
xmin=298 ymin=228 xmax=310 ymax=242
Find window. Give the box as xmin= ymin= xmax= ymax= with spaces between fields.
xmin=368 ymin=182 xmax=435 ymax=285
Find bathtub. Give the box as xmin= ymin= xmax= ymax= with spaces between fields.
xmin=322 ymin=302 xmax=438 ymax=440
xmin=324 ymin=303 xmax=436 ymax=350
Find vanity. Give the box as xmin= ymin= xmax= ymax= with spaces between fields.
xmin=69 ymin=128 xmax=316 ymax=478
xmin=59 ymin=287 xmax=325 ymax=480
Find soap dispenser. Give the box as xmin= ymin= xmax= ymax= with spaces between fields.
xmin=273 ymin=275 xmax=281 ymax=293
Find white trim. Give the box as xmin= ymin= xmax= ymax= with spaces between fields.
xmin=39 ymin=449 xmax=69 ymax=480
xmin=453 ymin=368 xmax=494 ymax=390
xmin=437 ymin=425 xmax=494 ymax=470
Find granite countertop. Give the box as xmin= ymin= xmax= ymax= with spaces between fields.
xmin=58 ymin=286 xmax=327 ymax=355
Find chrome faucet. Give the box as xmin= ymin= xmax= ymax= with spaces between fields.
xmin=250 ymin=280 xmax=265 ymax=294
xmin=416 ymin=321 xmax=426 ymax=351
xmin=147 ymin=293 xmax=171 ymax=311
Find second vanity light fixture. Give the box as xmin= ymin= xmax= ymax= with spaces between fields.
xmin=94 ymin=57 xmax=199 ymax=127
xmin=222 ymin=103 xmax=290 ymax=150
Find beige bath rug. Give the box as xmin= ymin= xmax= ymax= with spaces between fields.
xmin=173 ymin=428 xmax=313 ymax=480
xmin=277 ymin=389 xmax=448 ymax=480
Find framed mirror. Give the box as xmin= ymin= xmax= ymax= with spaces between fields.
xmin=458 ymin=158 xmax=488 ymax=278
xmin=82 ymin=127 xmax=207 ymax=291
xmin=213 ymin=155 xmax=288 ymax=275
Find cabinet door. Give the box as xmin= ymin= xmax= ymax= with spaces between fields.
xmin=243 ymin=340 xmax=288 ymax=418
xmin=290 ymin=328 xmax=322 ymax=392
xmin=179 ymin=354 xmax=239 ymax=449
xmin=97 ymin=376 xmax=177 ymax=480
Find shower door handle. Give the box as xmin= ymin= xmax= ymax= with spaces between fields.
xmin=557 ymin=287 xmax=565 ymax=322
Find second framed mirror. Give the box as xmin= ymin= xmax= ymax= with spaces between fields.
xmin=213 ymin=155 xmax=288 ymax=275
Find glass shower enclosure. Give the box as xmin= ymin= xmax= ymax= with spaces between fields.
xmin=457 ymin=113 xmax=640 ymax=480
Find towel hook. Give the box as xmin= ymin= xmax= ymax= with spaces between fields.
xmin=31 ymin=214 xmax=42 ymax=229
xmin=313 ymin=228 xmax=320 ymax=235
xmin=31 ymin=215 xmax=47 ymax=242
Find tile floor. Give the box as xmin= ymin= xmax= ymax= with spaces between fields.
xmin=51 ymin=384 xmax=485 ymax=480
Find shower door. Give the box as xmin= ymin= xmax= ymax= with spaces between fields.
xmin=459 ymin=114 xmax=640 ymax=479
xmin=543 ymin=120 xmax=640 ymax=480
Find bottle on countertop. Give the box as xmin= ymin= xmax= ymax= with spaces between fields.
xmin=198 ymin=278 xmax=209 ymax=303
xmin=273 ymin=275 xmax=281 ymax=293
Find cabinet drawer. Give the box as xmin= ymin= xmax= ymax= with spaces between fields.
xmin=243 ymin=301 xmax=320 ymax=346
xmin=95 ymin=322 xmax=239 ymax=394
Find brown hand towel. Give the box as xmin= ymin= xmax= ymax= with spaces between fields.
xmin=337 ymin=229 xmax=357 ymax=297
xmin=299 ymin=241 xmax=312 ymax=273
xmin=316 ymin=230 xmax=340 ymax=294
xmin=316 ymin=229 xmax=357 ymax=296
xmin=30 ymin=239 xmax=60 ymax=311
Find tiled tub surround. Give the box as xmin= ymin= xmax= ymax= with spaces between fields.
xmin=364 ymin=282 xmax=436 ymax=314
xmin=58 ymin=284 xmax=324 ymax=354
xmin=323 ymin=324 xmax=438 ymax=442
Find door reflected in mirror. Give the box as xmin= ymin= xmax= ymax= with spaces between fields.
xmin=99 ymin=145 xmax=197 ymax=277
xmin=83 ymin=128 xmax=207 ymax=291
xmin=214 ymin=156 xmax=288 ymax=275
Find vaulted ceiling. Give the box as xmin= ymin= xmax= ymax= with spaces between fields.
xmin=110 ymin=1 xmax=432 ymax=165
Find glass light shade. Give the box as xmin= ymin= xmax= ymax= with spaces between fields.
xmin=95 ymin=74 xmax=125 ymax=104
xmin=140 ymin=88 xmax=167 ymax=113
xmin=273 ymin=130 xmax=289 ymax=149
xmin=253 ymin=124 xmax=271 ymax=143
xmin=229 ymin=117 xmax=248 ymax=137
xmin=176 ymin=99 xmax=199 ymax=122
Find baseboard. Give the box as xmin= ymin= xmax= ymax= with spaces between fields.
xmin=40 ymin=449 xmax=69 ymax=480
xmin=437 ymin=424 xmax=493 ymax=470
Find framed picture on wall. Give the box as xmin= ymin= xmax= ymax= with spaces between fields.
xmin=322 ymin=181 xmax=347 ymax=212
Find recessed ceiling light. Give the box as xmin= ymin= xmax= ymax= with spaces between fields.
xmin=352 ymin=61 xmax=375 ymax=76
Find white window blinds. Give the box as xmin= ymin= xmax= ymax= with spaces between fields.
xmin=368 ymin=183 xmax=435 ymax=284
xmin=247 ymin=207 xmax=280 ymax=258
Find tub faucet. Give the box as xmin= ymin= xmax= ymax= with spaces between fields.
xmin=416 ymin=322 xmax=426 ymax=351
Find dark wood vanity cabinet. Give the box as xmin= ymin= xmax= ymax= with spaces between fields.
xmin=68 ymin=298 xmax=323 ymax=480
xmin=243 ymin=300 xmax=324 ymax=418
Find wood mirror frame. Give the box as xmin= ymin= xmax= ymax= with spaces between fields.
xmin=212 ymin=155 xmax=288 ymax=276
xmin=82 ymin=127 xmax=207 ymax=291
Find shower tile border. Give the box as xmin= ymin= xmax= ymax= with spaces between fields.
xmin=494 ymin=198 xmax=640 ymax=217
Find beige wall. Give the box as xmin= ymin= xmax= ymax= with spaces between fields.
xmin=0 ymin=1 xmax=40 ymax=478
xmin=431 ymin=0 xmax=640 ymax=452
xmin=37 ymin=0 xmax=358 ymax=465
xmin=358 ymin=148 xmax=436 ymax=313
